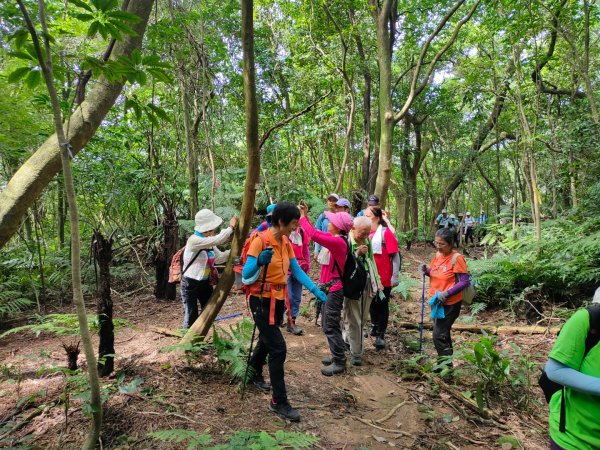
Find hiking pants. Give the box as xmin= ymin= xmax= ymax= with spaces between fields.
xmin=370 ymin=287 xmax=392 ymax=338
xmin=287 ymin=275 xmax=303 ymax=319
xmin=432 ymin=301 xmax=462 ymax=359
xmin=322 ymin=289 xmax=346 ymax=364
xmin=181 ymin=277 xmax=213 ymax=329
xmin=465 ymin=227 xmax=474 ymax=244
xmin=248 ymin=296 xmax=288 ymax=403
xmin=342 ymin=289 xmax=372 ymax=357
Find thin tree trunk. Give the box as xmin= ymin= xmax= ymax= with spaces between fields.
xmin=154 ymin=204 xmax=178 ymax=300
xmin=17 ymin=0 xmax=103 ymax=446
xmin=181 ymin=0 xmax=260 ymax=343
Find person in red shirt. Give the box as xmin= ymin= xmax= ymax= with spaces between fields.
xmin=364 ymin=206 xmax=400 ymax=349
xmin=419 ymin=227 xmax=470 ymax=368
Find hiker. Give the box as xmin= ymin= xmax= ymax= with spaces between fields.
xmin=242 ymin=202 xmax=327 ymax=422
xmin=299 ymin=204 xmax=354 ymax=376
xmin=314 ymin=193 xmax=339 ymax=260
xmin=286 ymin=219 xmax=311 ymax=336
xmin=418 ymin=227 xmax=470 ymax=369
xmin=357 ymin=194 xmax=380 ymax=217
xmin=181 ymin=209 xmax=237 ymax=329
xmin=342 ymin=216 xmax=382 ymax=365
xmin=364 ymin=206 xmax=400 ymax=350
xmin=434 ymin=208 xmax=451 ymax=229
xmin=543 ymin=288 xmax=600 ymax=450
xmin=463 ymin=211 xmax=475 ymax=245
xmin=336 ymin=197 xmax=352 ymax=214
xmin=449 ymin=214 xmax=460 ymax=246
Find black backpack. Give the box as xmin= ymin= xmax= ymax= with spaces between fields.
xmin=333 ymin=236 xmax=368 ymax=300
xmin=538 ymin=305 xmax=600 ymax=432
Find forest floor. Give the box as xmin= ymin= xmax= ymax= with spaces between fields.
xmin=0 ymin=244 xmax=554 ymax=449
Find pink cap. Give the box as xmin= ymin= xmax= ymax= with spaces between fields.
xmin=324 ymin=211 xmax=354 ymax=233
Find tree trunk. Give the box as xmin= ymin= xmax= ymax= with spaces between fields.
xmin=92 ymin=230 xmax=114 ymax=377
xmin=181 ymin=79 xmax=199 ymax=219
xmin=180 ymin=0 xmax=260 ymax=343
xmin=154 ymin=204 xmax=178 ymax=300
xmin=0 ymin=0 xmax=154 ymax=250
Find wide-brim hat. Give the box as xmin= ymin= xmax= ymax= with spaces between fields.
xmin=324 ymin=211 xmax=354 ymax=233
xmin=194 ymin=209 xmax=223 ymax=233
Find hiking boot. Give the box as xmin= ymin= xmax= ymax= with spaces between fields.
xmin=286 ymin=319 xmax=304 ymax=336
xmin=375 ymin=337 xmax=386 ymax=349
xmin=269 ymin=400 xmax=300 ymax=422
xmin=321 ymin=356 xmax=333 ymax=365
xmin=351 ymin=355 xmax=362 ymax=366
xmin=251 ymin=376 xmax=271 ymax=393
xmin=321 ymin=361 xmax=346 ymax=376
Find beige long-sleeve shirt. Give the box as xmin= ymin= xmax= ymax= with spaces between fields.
xmin=182 ymin=227 xmax=233 ymax=281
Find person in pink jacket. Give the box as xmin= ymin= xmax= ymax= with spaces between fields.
xmin=299 ymin=205 xmax=353 ymax=376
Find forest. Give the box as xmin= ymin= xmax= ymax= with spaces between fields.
xmin=1 ymin=0 xmax=599 ymax=448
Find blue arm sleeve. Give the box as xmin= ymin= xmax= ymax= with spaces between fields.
xmin=314 ymin=214 xmax=323 ymax=255
xmin=289 ymin=258 xmax=318 ymax=293
xmin=545 ymin=358 xmax=600 ymax=396
xmin=242 ymin=255 xmax=260 ymax=279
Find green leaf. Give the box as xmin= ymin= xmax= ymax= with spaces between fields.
xmin=25 ymin=69 xmax=42 ymax=89
xmin=70 ymin=0 xmax=94 ymax=13
xmin=87 ymin=20 xmax=99 ymax=38
xmin=118 ymin=377 xmax=143 ymax=394
xmin=7 ymin=67 xmax=32 ymax=83
xmin=475 ymin=384 xmax=484 ymax=410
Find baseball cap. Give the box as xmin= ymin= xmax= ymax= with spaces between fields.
xmin=442 ymin=208 xmax=447 ymax=214
xmin=466 ymin=211 xmax=471 ymax=216
xmin=327 ymin=193 xmax=339 ymax=201
xmin=367 ymin=194 xmax=379 ymax=206
xmin=336 ymin=198 xmax=351 ymax=208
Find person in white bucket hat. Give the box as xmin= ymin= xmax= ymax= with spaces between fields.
xmin=181 ymin=209 xmax=237 ymax=328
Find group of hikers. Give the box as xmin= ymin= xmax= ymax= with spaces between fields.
xmin=175 ymin=194 xmax=600 ymax=450
xmin=435 ymin=208 xmax=487 ymax=246
xmin=176 ymin=194 xmax=471 ymax=423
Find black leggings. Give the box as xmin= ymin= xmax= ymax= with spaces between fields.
xmin=370 ymin=286 xmax=392 ymax=337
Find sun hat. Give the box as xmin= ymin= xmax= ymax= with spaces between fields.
xmin=442 ymin=208 xmax=447 ymax=214
xmin=324 ymin=211 xmax=354 ymax=233
xmin=336 ymin=198 xmax=351 ymax=208
xmin=194 ymin=209 xmax=223 ymax=233
xmin=466 ymin=211 xmax=471 ymax=216
xmin=367 ymin=194 xmax=379 ymax=206
xmin=327 ymin=193 xmax=340 ymax=201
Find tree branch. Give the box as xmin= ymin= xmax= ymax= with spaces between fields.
xmin=259 ymin=91 xmax=331 ymax=150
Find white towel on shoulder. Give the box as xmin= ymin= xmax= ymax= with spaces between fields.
xmin=317 ymin=247 xmax=330 ymax=265
xmin=371 ymin=225 xmax=384 ymax=254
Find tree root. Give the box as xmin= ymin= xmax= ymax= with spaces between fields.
xmin=351 ymin=416 xmax=413 ymax=437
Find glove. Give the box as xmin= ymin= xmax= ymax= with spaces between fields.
xmin=257 ymin=248 xmax=274 ymax=266
xmin=418 ymin=263 xmax=428 ymax=275
xmin=437 ymin=290 xmax=449 ymax=304
xmin=312 ymin=288 xmax=327 ymax=303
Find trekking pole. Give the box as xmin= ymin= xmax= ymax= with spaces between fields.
xmin=419 ymin=273 xmax=426 ymax=355
xmin=241 ymin=255 xmax=270 ymax=401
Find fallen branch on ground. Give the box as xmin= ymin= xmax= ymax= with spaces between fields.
xmin=352 ymin=416 xmax=413 ymax=437
xmin=149 ymin=326 xmax=184 ymax=338
xmin=374 ymin=400 xmax=407 ymax=424
xmin=397 ymin=321 xmax=560 ymax=335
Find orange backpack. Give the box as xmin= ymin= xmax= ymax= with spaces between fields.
xmin=168 ymin=247 xmax=203 ymax=284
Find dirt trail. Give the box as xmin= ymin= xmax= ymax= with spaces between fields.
xmin=0 ymin=246 xmax=551 ymax=449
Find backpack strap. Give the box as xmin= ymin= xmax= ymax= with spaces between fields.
xmin=584 ymin=305 xmax=600 ymax=358
xmin=181 ymin=248 xmax=205 ymax=278
xmin=332 ymin=236 xmax=349 ymax=279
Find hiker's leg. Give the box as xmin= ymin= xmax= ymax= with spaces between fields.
xmin=376 ymin=287 xmax=392 ymax=337
xmin=322 ymin=290 xmax=346 ymax=363
xmin=287 ymin=275 xmax=303 ymax=320
xmin=368 ymin=292 xmax=380 ymax=336
xmin=197 ymin=279 xmax=213 ymax=313
xmin=432 ymin=302 xmax=462 ymax=358
xmin=181 ymin=276 xmax=200 ymax=329
xmin=343 ymin=297 xmax=361 ymax=356
xmin=264 ymin=299 xmax=287 ymax=403
xmin=248 ymin=296 xmax=269 ymax=377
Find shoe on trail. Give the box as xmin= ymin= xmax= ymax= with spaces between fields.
xmin=321 ymin=362 xmax=346 ymax=376
xmin=252 ymin=377 xmax=271 ymax=393
xmin=375 ymin=337 xmax=386 ymax=349
xmin=351 ymin=355 xmax=362 ymax=366
xmin=286 ymin=320 xmax=304 ymax=336
xmin=321 ymin=356 xmax=333 ymax=365
xmin=269 ymin=400 xmax=300 ymax=422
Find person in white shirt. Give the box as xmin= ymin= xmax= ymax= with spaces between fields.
xmin=463 ymin=211 xmax=476 ymax=245
xmin=181 ymin=209 xmax=237 ymax=328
